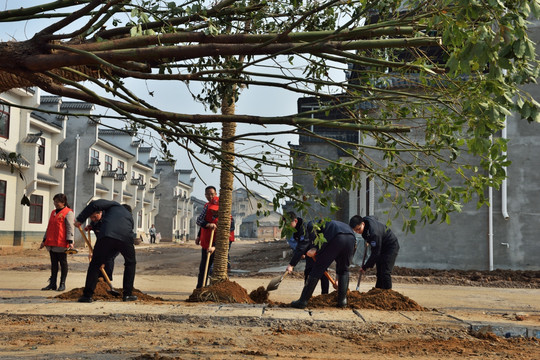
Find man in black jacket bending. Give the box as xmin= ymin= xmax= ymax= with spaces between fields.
xmin=288 ymin=219 xmax=356 ymax=309
xmin=349 ymin=215 xmax=400 ymax=289
xmin=75 ymin=200 xmax=138 ymax=302
xmin=285 ymin=211 xmax=330 ymax=295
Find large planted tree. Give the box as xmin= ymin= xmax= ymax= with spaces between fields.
xmin=0 ymin=0 xmax=539 ymax=284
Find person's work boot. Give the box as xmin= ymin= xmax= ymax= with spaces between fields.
xmin=77 ymin=296 xmax=93 ymax=303
xmin=41 ymin=277 xmax=57 ymax=291
xmin=58 ymin=272 xmax=67 ymax=291
xmin=123 ymin=295 xmax=137 ymax=302
xmin=291 ymin=276 xmax=319 ymax=309
xmin=337 ymin=273 xmax=350 ymax=308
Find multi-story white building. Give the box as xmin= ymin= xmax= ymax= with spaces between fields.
xmin=154 ymin=161 xmax=194 ymax=242
xmin=51 ymin=97 xmax=163 ymax=244
xmin=0 ymin=92 xmax=196 ymax=247
xmin=0 ymin=88 xmax=68 ymax=246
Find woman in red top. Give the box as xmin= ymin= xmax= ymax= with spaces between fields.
xmin=40 ymin=193 xmax=75 ymax=291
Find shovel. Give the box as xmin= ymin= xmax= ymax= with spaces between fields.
xmin=324 ymin=271 xmax=338 ymax=289
xmin=310 ymin=253 xmax=338 ymax=290
xmin=78 ymin=226 xmax=93 ymax=261
xmin=202 ymin=229 xmax=215 ymax=287
xmin=99 ymin=264 xmax=121 ymax=297
xmin=267 ymin=270 xmax=288 ymax=291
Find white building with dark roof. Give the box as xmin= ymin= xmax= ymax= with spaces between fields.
xmin=0 ymin=89 xmax=68 ymax=246
xmin=154 ymin=161 xmax=194 ymax=242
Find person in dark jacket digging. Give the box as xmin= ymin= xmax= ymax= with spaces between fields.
xmin=288 ymin=219 xmax=356 ymax=309
xmin=349 ymin=215 xmax=400 ymax=289
xmin=75 ymin=200 xmax=138 ymax=302
xmin=285 ymin=211 xmax=330 ymax=295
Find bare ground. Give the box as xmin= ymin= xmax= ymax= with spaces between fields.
xmin=0 ymin=239 xmax=539 ymax=359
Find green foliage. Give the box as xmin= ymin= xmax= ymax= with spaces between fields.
xmin=1 ymin=0 xmax=539 ymax=233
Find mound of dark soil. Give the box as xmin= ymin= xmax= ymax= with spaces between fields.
xmin=54 ymin=278 xmax=163 ymax=302
xmin=291 ymin=288 xmax=426 ymax=311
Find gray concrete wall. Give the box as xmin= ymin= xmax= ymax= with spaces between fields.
xmin=292 ymin=21 xmax=540 ymax=271
xmin=291 ymin=142 xmax=351 ymax=222
xmin=390 ymin=22 xmax=540 ymax=271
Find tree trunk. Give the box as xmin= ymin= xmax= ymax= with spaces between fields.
xmin=210 ymin=91 xmax=236 ymax=284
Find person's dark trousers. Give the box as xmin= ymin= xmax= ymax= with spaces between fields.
xmin=196 ymin=248 xmax=215 ymax=288
xmin=309 ymin=233 xmax=355 ymax=281
xmin=83 ymin=237 xmax=136 ymax=298
xmin=103 ymin=251 xmax=119 ymax=281
xmin=56 ymin=251 xmax=68 ymax=288
xmin=150 ymin=235 xmax=156 ymax=243
xmin=46 ymin=251 xmax=68 ymax=288
xmin=375 ymin=246 xmax=399 ymax=289
xmin=305 ymin=256 xmax=329 ymax=294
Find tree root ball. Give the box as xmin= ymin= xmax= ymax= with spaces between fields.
xmin=187 ymin=279 xmax=255 ymax=303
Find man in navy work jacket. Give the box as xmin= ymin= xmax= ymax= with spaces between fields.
xmin=288 ymin=219 xmax=356 ymax=309
xmin=349 ymin=215 xmax=400 ymax=289
xmin=285 ymin=211 xmax=329 ymax=295
xmin=75 ymin=200 xmax=138 ymax=302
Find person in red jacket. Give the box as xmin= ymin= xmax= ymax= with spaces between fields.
xmin=195 ymin=186 xmax=235 ymax=288
xmin=40 ymin=193 xmax=75 ymax=292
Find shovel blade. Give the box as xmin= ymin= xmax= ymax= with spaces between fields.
xmin=266 ymin=271 xmax=287 ymax=291
xmin=108 ymin=288 xmax=121 ymax=297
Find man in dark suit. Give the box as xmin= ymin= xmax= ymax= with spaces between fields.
xmin=75 ymin=200 xmax=137 ymax=302
xmin=289 ymin=219 xmax=356 ymax=309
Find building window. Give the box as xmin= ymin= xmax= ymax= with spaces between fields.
xmin=0 ymin=103 xmax=9 ymax=139
xmin=105 ymin=155 xmax=113 ymax=171
xmin=37 ymin=137 xmax=45 ymax=165
xmin=0 ymin=180 xmax=6 ymax=220
xmin=117 ymin=160 xmax=124 ymax=173
xmin=90 ymin=149 xmax=100 ymax=166
xmin=29 ymin=194 xmax=43 ymax=223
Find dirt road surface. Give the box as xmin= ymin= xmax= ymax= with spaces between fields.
xmin=0 ymin=240 xmax=539 ymax=359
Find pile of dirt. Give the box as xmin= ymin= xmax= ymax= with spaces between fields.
xmin=186 ymin=280 xmax=425 ymax=311
xmin=295 ymin=288 xmax=426 ymax=311
xmin=187 ymin=279 xmax=255 ymax=303
xmin=54 ymin=279 xmax=163 ymax=302
xmin=249 ymin=286 xmax=271 ymax=303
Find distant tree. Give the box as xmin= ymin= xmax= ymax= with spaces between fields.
xmin=0 ymin=0 xmax=539 ymax=284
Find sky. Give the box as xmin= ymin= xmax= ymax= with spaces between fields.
xmin=0 ymin=1 xmax=347 ymax=202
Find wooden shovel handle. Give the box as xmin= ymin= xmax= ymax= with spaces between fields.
xmin=311 ymin=253 xmax=338 ymax=289
xmin=324 ymin=271 xmax=338 ymax=289
xmin=202 ymin=229 xmax=215 ymax=287
xmin=99 ymin=264 xmax=113 ymax=286
xmin=78 ymin=225 xmax=93 ymax=255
